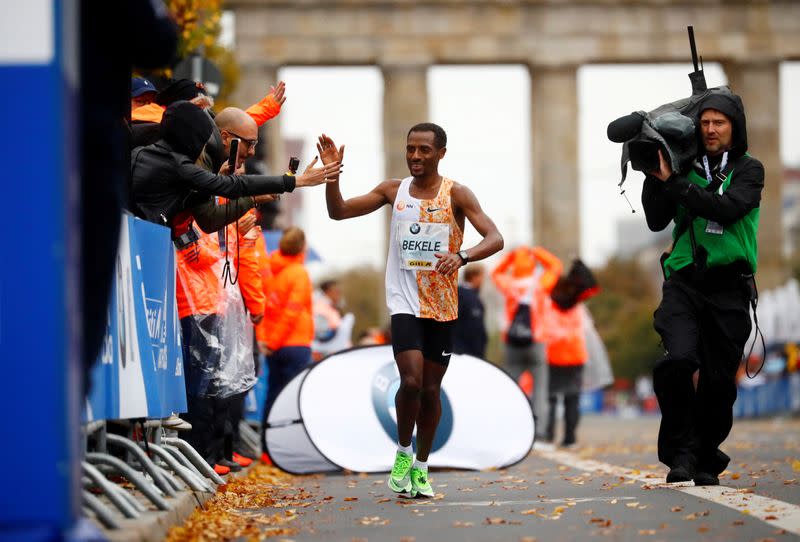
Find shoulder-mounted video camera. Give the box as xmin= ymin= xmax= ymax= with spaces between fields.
xmin=607 ymin=26 xmax=736 ymax=187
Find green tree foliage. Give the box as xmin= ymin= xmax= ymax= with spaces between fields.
xmin=142 ymin=0 xmax=240 ymax=108
xmin=586 ymin=258 xmax=664 ymax=381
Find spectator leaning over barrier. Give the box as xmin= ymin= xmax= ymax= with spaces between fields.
xmin=454 ymin=264 xmax=488 ymax=358
xmin=491 ymin=246 xmax=562 ymax=439
xmin=131 ymin=78 xmax=286 ymax=150
xmin=129 ymin=100 xmax=341 ymax=230
xmin=260 ymin=227 xmax=315 ymax=455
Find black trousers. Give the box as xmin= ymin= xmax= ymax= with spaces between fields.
xmin=652 ymin=273 xmax=751 ymax=475
xmin=545 ymin=365 xmax=583 ymax=445
xmin=180 ymin=314 xmax=229 ymax=465
xmin=224 ymin=391 xmax=247 ymax=458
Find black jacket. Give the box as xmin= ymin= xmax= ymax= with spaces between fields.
xmin=130 ymin=140 xmax=295 ymax=225
xmin=130 ymin=100 xmax=295 ymax=225
xmin=642 ymin=91 xmax=764 ymax=232
xmin=454 ymin=285 xmax=487 ymax=358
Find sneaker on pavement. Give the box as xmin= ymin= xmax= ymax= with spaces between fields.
xmin=232 ymin=452 xmax=253 ymax=467
xmin=388 ymin=451 xmax=413 ymax=494
xmin=213 ymin=464 xmax=231 ymax=475
xmin=410 ymin=466 xmax=434 ymax=498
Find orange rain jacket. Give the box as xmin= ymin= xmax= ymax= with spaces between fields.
xmin=491 ymin=246 xmax=563 ymax=342
xmin=538 ymin=301 xmax=588 ymax=367
xmin=215 ymin=199 xmax=266 ymax=320
xmin=175 ymin=226 xmax=224 ymax=319
xmin=263 ymin=250 xmax=313 ymax=351
xmin=131 ymin=102 xmax=166 ymax=123
xmin=254 ymin=233 xmax=273 ymax=344
xmin=131 ymin=92 xmax=282 ymax=127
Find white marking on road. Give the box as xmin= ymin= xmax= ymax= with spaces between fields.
xmin=419 ymin=496 xmax=637 ymax=507
xmin=535 ymin=448 xmax=800 ymax=535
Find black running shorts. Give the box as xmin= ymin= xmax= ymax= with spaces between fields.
xmin=391 ymin=313 xmax=455 ymax=367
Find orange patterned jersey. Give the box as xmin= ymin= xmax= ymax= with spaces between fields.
xmin=385 ymin=177 xmax=463 ymax=322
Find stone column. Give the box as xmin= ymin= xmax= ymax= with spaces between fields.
xmin=724 ymin=60 xmax=785 ymax=288
xmin=530 ymin=65 xmax=580 ymax=262
xmin=379 ymin=64 xmax=429 ymax=314
xmin=382 ymin=65 xmax=430 ymax=183
xmin=381 ymin=64 xmax=429 ymax=236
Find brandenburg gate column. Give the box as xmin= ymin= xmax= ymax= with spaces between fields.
xmin=381 ymin=64 xmax=430 ymax=184
xmin=529 ymin=65 xmax=580 ymax=262
xmin=724 ymin=60 xmax=785 ymax=288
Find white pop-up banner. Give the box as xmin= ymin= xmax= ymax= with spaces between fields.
xmin=265 ymin=345 xmax=534 ymax=474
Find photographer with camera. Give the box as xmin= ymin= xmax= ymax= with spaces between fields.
xmin=642 ymin=91 xmax=764 ymax=486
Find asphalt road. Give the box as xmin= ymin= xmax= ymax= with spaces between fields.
xmin=254 ymin=415 xmax=800 ymax=542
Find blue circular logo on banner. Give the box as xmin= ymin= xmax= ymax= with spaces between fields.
xmin=371 ymin=361 xmax=453 ymax=453
xmin=409 ymin=223 xmax=421 ymax=235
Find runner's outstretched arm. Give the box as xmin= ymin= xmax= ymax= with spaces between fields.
xmin=317 ymin=133 xmax=393 ymax=220
xmin=326 ymin=178 xmax=393 ymax=220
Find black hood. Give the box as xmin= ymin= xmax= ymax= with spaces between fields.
xmin=550 ymin=259 xmax=599 ymax=311
xmin=160 ymin=100 xmax=213 ymax=162
xmin=697 ymin=91 xmax=748 ymax=158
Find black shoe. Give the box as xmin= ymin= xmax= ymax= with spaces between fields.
xmin=693 ymin=471 xmax=719 ymax=486
xmin=217 ymin=458 xmax=243 ymax=472
xmin=666 ymin=466 xmax=694 ymax=483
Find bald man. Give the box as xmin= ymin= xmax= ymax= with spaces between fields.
xmin=215 ymin=107 xmax=260 ymax=169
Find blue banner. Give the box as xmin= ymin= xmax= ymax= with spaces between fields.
xmin=245 ymin=362 xmax=269 ymax=424
xmin=87 ymin=215 xmax=186 ymax=421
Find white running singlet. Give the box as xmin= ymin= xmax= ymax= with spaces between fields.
xmin=385 ymin=177 xmax=463 ymax=321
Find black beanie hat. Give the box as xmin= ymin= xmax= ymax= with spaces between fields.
xmin=160 ymin=101 xmax=214 ymax=162
xmin=155 ymin=79 xmax=207 ymax=106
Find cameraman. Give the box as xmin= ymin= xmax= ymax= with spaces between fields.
xmin=642 ymin=91 xmax=764 ymax=485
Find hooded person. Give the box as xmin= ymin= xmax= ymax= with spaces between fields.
xmin=537 ymin=259 xmax=600 ymax=448
xmin=129 ymin=100 xmax=341 ymax=233
xmin=640 ymin=89 xmax=764 ymax=486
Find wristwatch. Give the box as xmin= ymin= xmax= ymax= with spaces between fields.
xmin=458 ymin=250 xmax=469 ymax=265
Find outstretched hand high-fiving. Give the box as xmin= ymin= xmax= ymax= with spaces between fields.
xmin=317 ymin=134 xmax=345 ymax=167
xmin=294 ymin=158 xmax=343 ymax=187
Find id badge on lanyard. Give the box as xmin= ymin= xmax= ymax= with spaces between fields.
xmin=397 ymin=221 xmax=449 ymax=270
xmin=702 ymin=153 xmax=727 ymax=235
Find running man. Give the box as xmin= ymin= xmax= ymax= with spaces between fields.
xmin=320 ymin=123 xmax=503 ymax=497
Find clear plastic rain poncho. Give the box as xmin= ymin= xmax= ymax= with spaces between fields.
xmin=175 ymin=222 xmax=256 ymax=399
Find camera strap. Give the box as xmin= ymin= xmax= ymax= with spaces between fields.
xmin=669 ymin=153 xmax=735 ymax=267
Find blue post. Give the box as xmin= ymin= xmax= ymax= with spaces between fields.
xmin=0 ymin=1 xmax=81 ymax=540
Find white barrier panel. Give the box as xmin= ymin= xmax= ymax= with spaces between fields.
xmin=266 ymin=345 xmax=534 ymax=474
xmin=265 ymin=369 xmax=339 ymax=474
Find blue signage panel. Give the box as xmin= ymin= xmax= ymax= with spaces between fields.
xmin=0 ymin=0 xmax=81 ymax=535
xmin=87 ymin=216 xmax=187 ymax=421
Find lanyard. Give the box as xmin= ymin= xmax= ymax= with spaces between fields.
xmin=702 ymin=151 xmax=728 ymax=195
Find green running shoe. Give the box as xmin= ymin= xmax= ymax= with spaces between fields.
xmin=388 ymin=451 xmax=413 ymax=494
xmin=410 ymin=466 xmax=434 ymax=498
